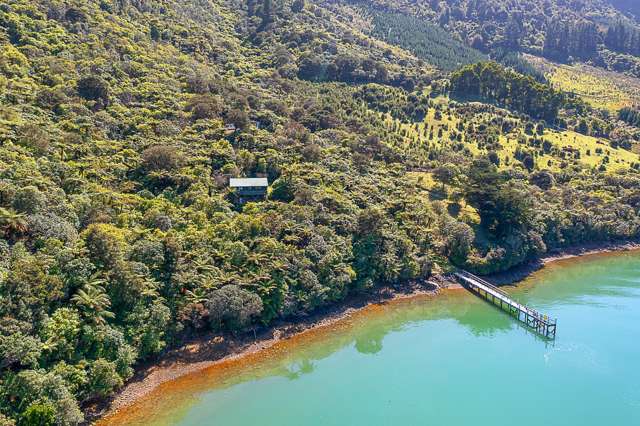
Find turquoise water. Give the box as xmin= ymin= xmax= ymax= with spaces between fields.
xmin=110 ymin=251 xmax=640 ymax=426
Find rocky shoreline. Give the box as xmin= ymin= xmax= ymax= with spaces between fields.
xmin=487 ymin=240 xmax=640 ymax=285
xmin=91 ymin=240 xmax=640 ymax=424
xmin=89 ymin=279 xmax=446 ymax=423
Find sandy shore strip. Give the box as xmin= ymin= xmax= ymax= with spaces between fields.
xmin=90 ymin=240 xmax=640 ymax=423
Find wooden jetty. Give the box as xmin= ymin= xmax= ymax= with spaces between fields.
xmin=455 ymin=270 xmax=557 ymax=339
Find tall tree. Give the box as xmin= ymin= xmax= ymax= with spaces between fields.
xmin=71 ymin=279 xmax=115 ymax=325
xmin=0 ymin=207 xmax=28 ymax=242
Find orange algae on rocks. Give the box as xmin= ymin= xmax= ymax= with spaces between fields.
xmin=97 ymin=292 xmax=451 ymax=425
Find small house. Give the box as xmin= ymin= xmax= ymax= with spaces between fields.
xmin=229 ymin=177 xmax=268 ymax=202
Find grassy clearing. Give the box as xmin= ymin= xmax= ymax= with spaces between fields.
xmin=498 ymin=129 xmax=637 ymax=172
xmin=376 ymin=94 xmax=639 ymax=173
xmin=406 ymin=171 xmax=438 ymax=190
xmin=526 ymin=54 xmax=640 ymax=112
xmin=405 ymin=170 xmax=481 ymax=224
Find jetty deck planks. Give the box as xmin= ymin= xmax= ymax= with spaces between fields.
xmin=455 ymin=271 xmax=557 ymax=339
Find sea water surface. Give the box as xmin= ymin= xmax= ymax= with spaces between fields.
xmin=102 ymin=251 xmax=640 ymax=426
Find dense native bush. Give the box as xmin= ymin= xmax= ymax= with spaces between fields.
xmin=1 ymin=0 xmax=640 ymax=424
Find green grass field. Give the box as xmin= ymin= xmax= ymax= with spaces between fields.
xmin=526 ymin=54 xmax=640 ymax=113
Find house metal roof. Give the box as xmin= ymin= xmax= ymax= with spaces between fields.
xmin=229 ymin=177 xmax=269 ymax=188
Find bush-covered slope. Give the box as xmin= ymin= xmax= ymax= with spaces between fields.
xmin=1 ymin=1 xmax=640 ymax=424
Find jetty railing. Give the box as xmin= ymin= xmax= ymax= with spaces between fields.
xmin=455 ymin=270 xmax=557 ymax=339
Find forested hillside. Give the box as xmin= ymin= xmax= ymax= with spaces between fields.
xmin=2 ymin=1 xmax=640 ymax=424
xmin=330 ymin=0 xmax=640 ymax=77
xmin=368 ymin=11 xmax=487 ymax=71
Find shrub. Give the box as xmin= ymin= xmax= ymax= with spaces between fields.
xmin=141 ymin=145 xmax=183 ymax=172
xmin=19 ymin=403 xmax=56 ymax=426
xmin=27 ymin=214 xmax=78 ymax=245
xmin=522 ymin=155 xmax=535 ymax=171
xmin=187 ymin=95 xmax=222 ymax=120
xmin=64 ymin=8 xmax=87 ymax=23
xmin=77 ymin=76 xmax=109 ymax=103
xmin=269 ymin=175 xmax=295 ymax=202
xmin=12 ymin=187 xmax=46 ymax=214
xmin=207 ymin=285 xmax=263 ymax=332
xmin=82 ymin=223 xmax=127 ymax=269
xmin=0 ymin=333 xmax=42 ymax=369
xmin=529 ymin=170 xmax=555 ymax=190
xmin=291 ymin=0 xmax=305 ymax=13
xmin=87 ymin=359 xmax=123 ymax=398
xmin=301 ymin=144 xmax=321 ymax=162
xmin=225 ymin=108 xmax=250 ymax=130
xmin=16 ymin=125 xmax=50 ymax=155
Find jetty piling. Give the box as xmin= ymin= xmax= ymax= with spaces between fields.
xmin=455 ymin=270 xmax=557 ymax=339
